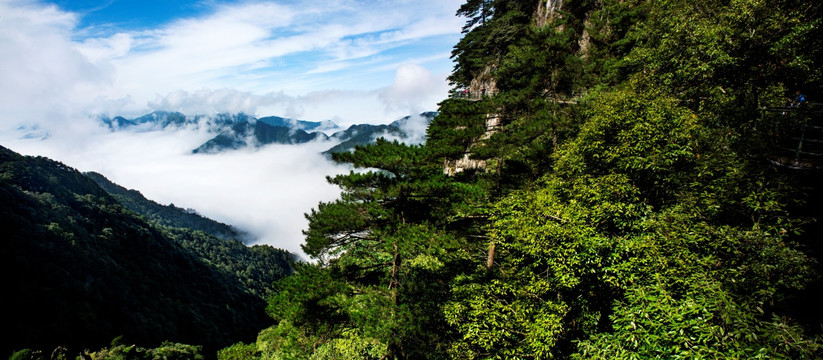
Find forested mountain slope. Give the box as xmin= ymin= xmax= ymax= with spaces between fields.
xmin=221 ymin=0 xmax=823 ymax=359
xmin=0 ymin=145 xmax=290 ymax=358
xmin=85 ymin=171 xmax=250 ymax=242
xmin=87 ymin=169 xmax=294 ymax=302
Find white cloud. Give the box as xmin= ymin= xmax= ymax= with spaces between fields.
xmin=379 ymin=63 xmax=450 ymax=115
xmin=0 ymin=0 xmax=463 ymax=258
xmin=0 ymin=1 xmax=113 ymax=125
xmin=147 ymin=88 xmax=293 ymax=116
xmin=3 ymin=121 xmax=347 ymax=258
xmin=387 ymin=113 xmax=433 ymax=146
xmin=97 ymin=140 xmax=347 ymax=259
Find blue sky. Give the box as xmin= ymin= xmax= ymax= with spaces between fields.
xmin=0 ymin=0 xmax=465 ymax=126
xmin=46 ymin=0 xmax=212 ymax=31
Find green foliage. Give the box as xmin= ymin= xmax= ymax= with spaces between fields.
xmin=449 ymin=0 xmax=536 ymax=87
xmin=445 ymin=176 xmax=626 ymax=358
xmin=8 ymin=349 xmax=35 ymax=360
xmin=457 ymin=0 xmax=493 ymax=33
xmin=575 ymin=280 xmax=823 ymax=359
xmin=554 ymin=88 xmax=700 ymax=208
xmin=445 ymin=83 xmax=819 ymax=356
xmin=85 ymin=341 xmax=204 ymax=360
xmin=216 ymin=342 xmax=259 ymax=360
xmin=165 ymin=228 xmax=293 ymax=299
xmin=250 ymin=0 xmax=823 ymax=358
xmin=6 ymin=342 xmax=205 ymax=360
xmin=262 ymin=138 xmax=486 ymax=359
xmin=426 ymin=99 xmax=489 ymax=161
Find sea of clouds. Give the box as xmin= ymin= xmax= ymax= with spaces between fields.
xmin=0 ymin=0 xmax=458 ymax=258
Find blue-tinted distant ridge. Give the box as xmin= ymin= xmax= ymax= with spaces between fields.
xmin=98 ymin=111 xmax=437 ymax=155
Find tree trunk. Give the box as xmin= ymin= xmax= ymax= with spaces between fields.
xmin=486 ymin=241 xmax=495 ymax=270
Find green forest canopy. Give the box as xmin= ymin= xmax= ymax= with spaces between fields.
xmin=223 ymin=0 xmax=823 ymax=359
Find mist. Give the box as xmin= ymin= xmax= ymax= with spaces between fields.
xmin=1 ymin=108 xmax=437 ymax=259
xmin=2 ymin=120 xmax=348 ymax=259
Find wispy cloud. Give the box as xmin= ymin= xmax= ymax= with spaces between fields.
xmin=146 ymin=88 xmax=294 ymax=117
xmin=85 ymin=0 xmax=462 ymax=113
xmin=1 ymin=0 xmax=463 ymax=124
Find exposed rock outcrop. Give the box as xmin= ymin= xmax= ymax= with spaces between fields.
xmin=443 ymin=114 xmax=501 ymax=176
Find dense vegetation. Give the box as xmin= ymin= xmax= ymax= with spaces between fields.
xmin=3 ymin=0 xmax=821 ymax=358
xmin=85 ymin=171 xmax=249 ymax=242
xmin=84 ymin=172 xmax=294 ymax=298
xmin=0 ymin=145 xmax=292 ymax=359
xmin=223 ymin=0 xmax=823 ymax=359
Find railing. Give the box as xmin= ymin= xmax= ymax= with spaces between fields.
xmin=761 ymin=103 xmax=823 ymax=169
xmin=449 ymin=89 xmax=491 ymax=101
xmin=448 ymin=89 xmax=587 ymax=103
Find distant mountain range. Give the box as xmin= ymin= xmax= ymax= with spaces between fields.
xmin=99 ymin=111 xmax=437 ymax=154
